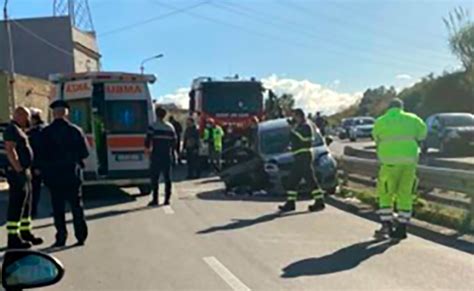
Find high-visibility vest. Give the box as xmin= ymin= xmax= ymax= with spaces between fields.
xmin=203 ymin=126 xmax=224 ymax=152
xmin=372 ymin=108 xmax=427 ymax=165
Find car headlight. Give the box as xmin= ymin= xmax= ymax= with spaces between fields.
xmin=446 ymin=130 xmax=460 ymax=139
xmin=264 ymin=162 xmax=279 ymax=173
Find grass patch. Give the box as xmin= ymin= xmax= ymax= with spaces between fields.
xmin=336 ymin=186 xmax=471 ymax=233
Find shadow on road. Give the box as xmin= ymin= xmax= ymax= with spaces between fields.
xmin=0 ymin=185 xmax=137 ymax=227
xmin=196 ymin=189 xmax=313 ymax=203
xmin=197 ymin=211 xmax=308 ymax=234
xmin=33 ymin=205 xmax=153 ymax=230
xmin=327 ymin=197 xmax=474 ymax=254
xmin=281 ymin=239 xmax=398 ymax=278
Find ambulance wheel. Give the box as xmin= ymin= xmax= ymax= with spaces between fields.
xmin=138 ymin=185 xmax=152 ymax=195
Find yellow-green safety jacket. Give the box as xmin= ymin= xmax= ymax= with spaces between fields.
xmin=372 ymin=108 xmax=427 ymax=165
xmin=204 ymin=126 xmax=225 ymax=152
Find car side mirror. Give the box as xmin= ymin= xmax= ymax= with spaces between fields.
xmin=325 ymin=136 xmax=333 ymax=146
xmin=2 ymin=250 xmax=65 ymax=290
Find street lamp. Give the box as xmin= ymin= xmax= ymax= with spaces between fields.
xmin=140 ymin=53 xmax=164 ymax=74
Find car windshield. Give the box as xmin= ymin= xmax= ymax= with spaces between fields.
xmin=356 ymin=118 xmax=374 ymax=125
xmin=441 ymin=115 xmax=474 ymax=127
xmin=342 ymin=119 xmax=354 ymax=127
xmin=260 ymin=125 xmax=324 ymax=155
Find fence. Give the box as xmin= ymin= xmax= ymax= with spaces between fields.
xmin=339 ymin=156 xmax=474 ymax=230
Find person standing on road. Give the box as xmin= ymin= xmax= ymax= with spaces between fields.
xmin=145 ymin=107 xmax=176 ymax=206
xmin=315 ymin=112 xmax=327 ymax=136
xmin=4 ymin=107 xmax=43 ymax=249
xmin=27 ymin=108 xmax=46 ymax=218
xmin=203 ymin=118 xmax=224 ymax=172
xmin=183 ymin=117 xmax=200 ymax=179
xmin=279 ymin=109 xmax=325 ymax=212
xmin=372 ymin=98 xmax=427 ymax=240
xmin=40 ymin=100 xmax=89 ymax=247
xmin=169 ymin=116 xmax=183 ymax=165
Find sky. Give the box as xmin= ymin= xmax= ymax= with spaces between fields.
xmin=8 ymin=0 xmax=471 ymax=114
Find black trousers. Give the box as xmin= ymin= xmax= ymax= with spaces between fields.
xmin=186 ymin=149 xmax=200 ymax=178
xmin=150 ymin=160 xmax=172 ymax=201
xmin=284 ymin=153 xmax=322 ymax=201
xmin=6 ymin=170 xmax=32 ymax=235
xmin=49 ymin=183 xmax=88 ymax=243
xmin=31 ymin=171 xmax=42 ymax=217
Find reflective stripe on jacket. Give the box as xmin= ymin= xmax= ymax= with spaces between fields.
xmin=372 ymin=108 xmax=427 ymax=165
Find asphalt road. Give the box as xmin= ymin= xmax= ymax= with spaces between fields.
xmin=1 ymin=174 xmax=473 ymax=290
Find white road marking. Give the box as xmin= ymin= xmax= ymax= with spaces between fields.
xmin=203 ymin=256 xmax=251 ymax=291
xmin=163 ymin=205 xmax=175 ymax=214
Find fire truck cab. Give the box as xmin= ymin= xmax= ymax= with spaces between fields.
xmin=49 ymin=72 xmax=155 ymax=193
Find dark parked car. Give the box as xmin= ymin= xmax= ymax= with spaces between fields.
xmin=338 ymin=118 xmax=355 ymax=140
xmin=422 ymin=113 xmax=474 ymax=155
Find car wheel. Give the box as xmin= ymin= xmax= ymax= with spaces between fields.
xmin=350 ymin=137 xmax=356 ymax=142
xmin=138 ymin=185 xmax=152 ymax=195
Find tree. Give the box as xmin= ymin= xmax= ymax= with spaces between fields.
xmin=264 ymin=90 xmax=295 ymax=119
xmin=444 ymin=7 xmax=474 ymax=72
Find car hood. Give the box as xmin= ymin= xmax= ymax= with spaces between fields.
xmin=445 ymin=126 xmax=474 ymax=133
xmin=355 ymin=124 xmax=374 ymax=130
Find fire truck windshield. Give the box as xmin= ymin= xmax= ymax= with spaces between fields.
xmin=202 ymin=83 xmax=262 ymax=114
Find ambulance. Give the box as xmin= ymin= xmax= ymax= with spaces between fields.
xmin=49 ymin=72 xmax=156 ymax=194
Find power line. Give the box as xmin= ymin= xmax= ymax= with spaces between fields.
xmin=99 ymin=0 xmax=212 ymax=37
xmin=11 ymin=19 xmax=74 ymax=56
xmin=219 ymin=1 xmax=451 ymax=63
xmin=277 ymin=1 xmax=451 ymax=60
xmin=210 ymin=1 xmax=437 ymax=71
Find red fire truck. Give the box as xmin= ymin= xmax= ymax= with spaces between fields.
xmin=188 ymin=76 xmax=265 ymax=139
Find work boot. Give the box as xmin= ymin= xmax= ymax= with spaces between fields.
xmin=391 ymin=223 xmax=408 ymax=240
xmin=20 ymin=231 xmax=44 ymax=246
xmin=373 ymin=222 xmax=393 ymax=240
xmin=308 ymin=199 xmax=325 ymax=212
xmin=8 ymin=234 xmax=32 ymax=249
xmin=278 ymin=200 xmax=296 ymax=212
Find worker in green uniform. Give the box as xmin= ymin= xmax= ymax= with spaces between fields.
xmin=203 ymin=118 xmax=224 ymax=172
xmin=279 ymin=109 xmax=325 ymax=212
xmin=372 ymin=98 xmax=427 ymax=240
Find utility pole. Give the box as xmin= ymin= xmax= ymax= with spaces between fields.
xmin=140 ymin=54 xmax=164 ymax=74
xmin=3 ymin=0 xmax=15 ymax=113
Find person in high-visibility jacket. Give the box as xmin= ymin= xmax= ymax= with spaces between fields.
xmin=372 ymin=98 xmax=427 ymax=240
xmin=203 ymin=118 xmax=224 ymax=171
xmin=279 ymin=109 xmax=325 ymax=212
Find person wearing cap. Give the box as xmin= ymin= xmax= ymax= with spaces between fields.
xmin=40 ymin=100 xmax=89 ymax=247
xmin=372 ymin=98 xmax=427 ymax=240
xmin=27 ymin=108 xmax=46 ymax=217
xmin=279 ymin=108 xmax=325 ymax=212
xmin=203 ymin=118 xmax=224 ymax=172
xmin=145 ymin=106 xmax=176 ymax=206
xmin=4 ymin=106 xmax=44 ymax=249
xmin=183 ymin=117 xmax=200 ymax=179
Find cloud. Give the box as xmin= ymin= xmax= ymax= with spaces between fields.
xmin=396 ymin=74 xmax=412 ymax=80
xmin=333 ymin=79 xmax=341 ymax=86
xmin=156 ymin=87 xmax=189 ymax=109
xmin=262 ymin=75 xmax=361 ymax=115
xmin=156 ymin=75 xmax=362 ymax=115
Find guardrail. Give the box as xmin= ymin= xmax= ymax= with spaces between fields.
xmin=339 ymin=156 xmax=474 ymax=230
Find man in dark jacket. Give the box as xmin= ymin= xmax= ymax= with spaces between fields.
xmin=27 ymin=108 xmax=46 ymax=217
xmin=41 ymin=100 xmax=89 ymax=247
xmin=169 ymin=116 xmax=183 ymax=165
xmin=183 ymin=117 xmax=200 ymax=179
